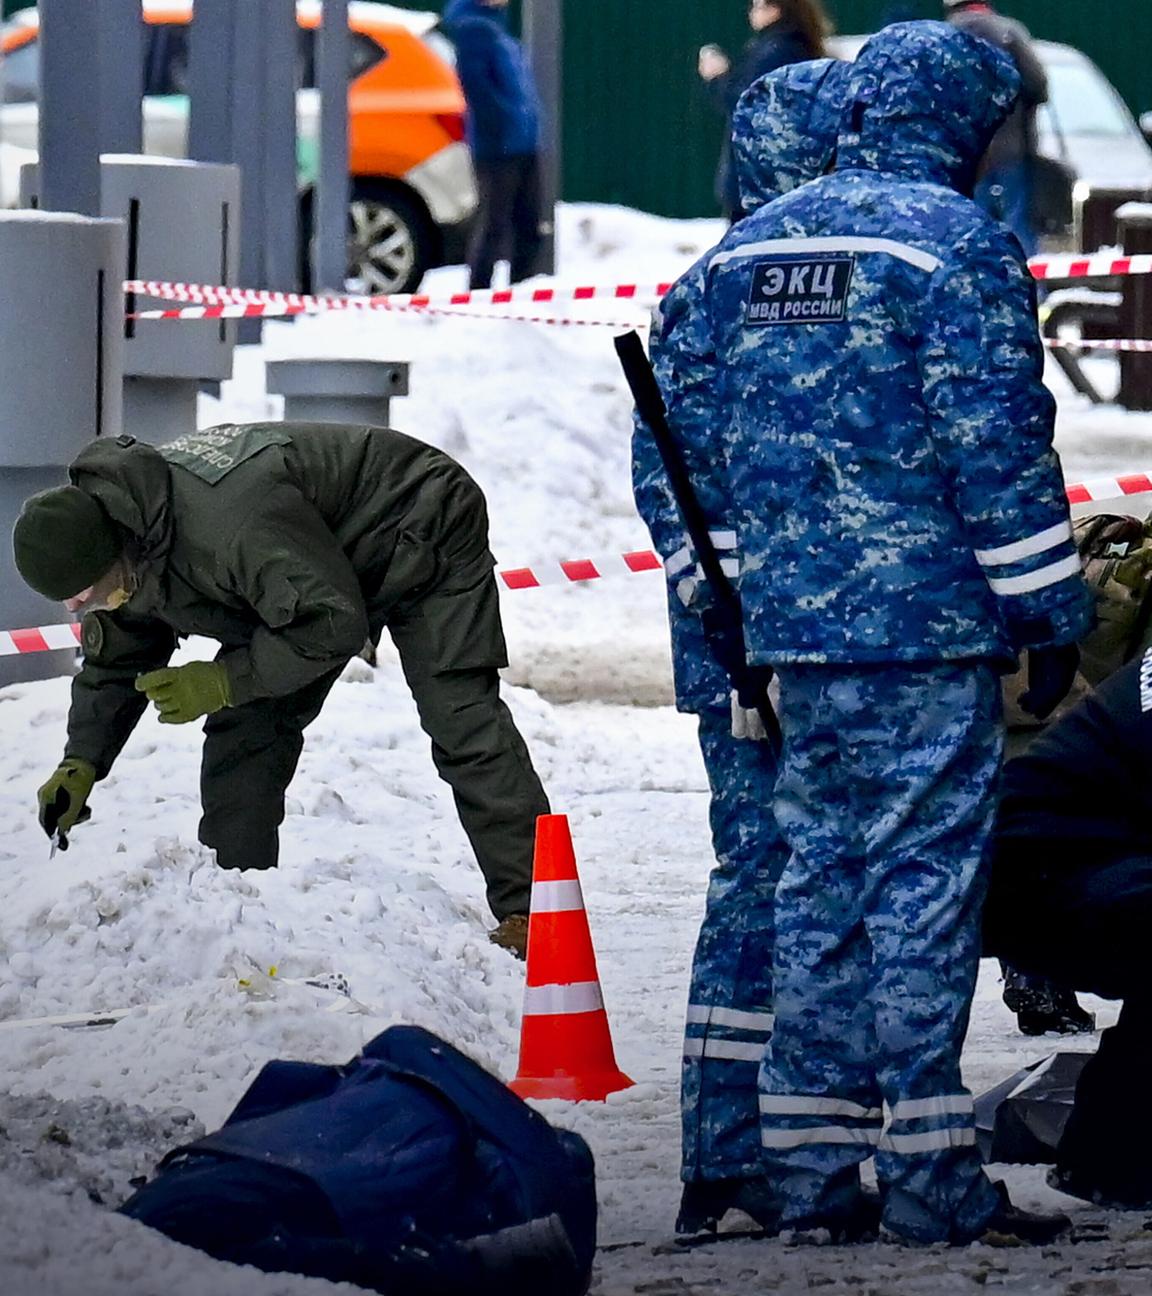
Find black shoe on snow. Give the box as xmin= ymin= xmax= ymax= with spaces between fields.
xmin=1002 ymin=970 xmax=1094 ymax=1036
xmin=489 ymin=914 xmax=529 ymax=960
xmin=979 ymin=1184 xmax=1071 ymax=1245
xmin=1016 ymin=997 xmax=1096 ymax=1037
xmin=675 ymin=1178 xmax=781 ymax=1237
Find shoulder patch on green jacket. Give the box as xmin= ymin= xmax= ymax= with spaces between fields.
xmin=159 ymin=425 xmax=292 ymax=484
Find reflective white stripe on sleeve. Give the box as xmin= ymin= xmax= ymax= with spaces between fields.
xmin=986 ymin=553 xmax=1083 ymax=596
xmin=664 ymin=546 xmax=693 ymax=577
xmin=522 ymin=981 xmax=604 ymax=1016
xmin=530 ymin=879 xmax=584 ymax=913
xmin=878 ymin=1126 xmax=976 ymax=1155
xmin=762 ymin=1126 xmax=882 ymax=1150
xmin=974 ymin=520 xmax=1074 ymax=568
xmin=710 ymin=236 xmax=942 ymax=275
xmin=685 ymin=1004 xmax=776 ymax=1032
xmin=684 ymin=1037 xmax=765 ymax=1062
xmin=888 ymin=1094 xmax=973 ymax=1122
xmin=759 ymin=1095 xmax=883 ymax=1120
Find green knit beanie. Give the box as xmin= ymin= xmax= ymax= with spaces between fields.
xmin=12 ymin=486 xmax=124 ymax=600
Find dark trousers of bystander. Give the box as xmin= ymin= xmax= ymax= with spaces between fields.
xmin=467 ymin=154 xmax=544 ymax=290
xmin=985 ymin=845 xmax=1152 ymax=1207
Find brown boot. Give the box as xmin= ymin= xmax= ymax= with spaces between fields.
xmin=489 ymin=913 xmax=529 ymax=960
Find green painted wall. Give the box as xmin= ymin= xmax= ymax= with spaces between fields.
xmin=374 ymin=1 xmax=1152 ymax=217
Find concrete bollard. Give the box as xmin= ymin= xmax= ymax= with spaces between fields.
xmin=1118 ymin=203 xmax=1152 ymax=413
xmin=0 ymin=211 xmax=125 ymax=686
xmin=265 ymin=358 xmax=411 ymax=426
xmin=24 ymin=156 xmax=242 ymax=443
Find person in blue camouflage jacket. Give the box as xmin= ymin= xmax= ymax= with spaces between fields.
xmin=664 ymin=21 xmax=1093 ymax=1245
xmin=631 ymin=58 xmax=850 ymax=1237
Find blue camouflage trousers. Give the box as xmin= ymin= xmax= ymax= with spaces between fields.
xmin=759 ymin=662 xmax=1003 ymax=1243
xmin=682 ymin=704 xmax=785 ymax=1182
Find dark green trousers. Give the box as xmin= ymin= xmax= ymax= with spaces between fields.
xmin=199 ymin=487 xmax=548 ymax=921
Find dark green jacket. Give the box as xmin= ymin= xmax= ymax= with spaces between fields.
xmin=64 ymin=423 xmax=492 ymax=777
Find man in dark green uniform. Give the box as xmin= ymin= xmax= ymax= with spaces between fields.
xmin=11 ymin=423 xmax=549 ymax=958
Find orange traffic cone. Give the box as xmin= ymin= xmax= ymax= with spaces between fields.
xmin=509 ymin=814 xmax=635 ymax=1102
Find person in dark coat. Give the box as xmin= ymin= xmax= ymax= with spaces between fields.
xmin=944 ymin=0 xmax=1049 ymax=255
xmin=442 ymin=0 xmax=544 ymax=290
xmin=697 ymin=0 xmax=830 ymax=221
xmin=984 ymin=646 xmax=1152 ymax=1208
xmin=11 ymin=423 xmax=551 ymax=958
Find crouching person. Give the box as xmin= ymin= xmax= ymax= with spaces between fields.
xmin=11 ymin=424 xmax=550 ymax=957
xmin=985 ymin=645 xmax=1152 ymax=1208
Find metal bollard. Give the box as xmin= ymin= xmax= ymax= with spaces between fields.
xmin=24 ymin=156 xmax=242 ymax=443
xmin=0 ymin=212 xmax=125 ymax=686
xmin=1117 ymin=203 xmax=1152 ymax=412
xmin=264 ymin=358 xmax=410 ymax=426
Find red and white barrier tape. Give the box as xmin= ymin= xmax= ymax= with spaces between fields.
xmin=1044 ymin=336 xmax=1152 ymax=354
xmin=125 ymin=278 xmax=673 ymax=323
xmin=1027 ymin=253 xmax=1152 ymax=282
xmin=4 ymin=473 xmax=1151 ymax=656
xmin=499 ymin=549 xmax=662 ymax=590
xmin=0 ymin=622 xmax=81 ymax=657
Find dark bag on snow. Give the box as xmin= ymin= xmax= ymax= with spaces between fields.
xmin=974 ymin=1051 xmax=1088 ymax=1165
xmin=118 ymin=1025 xmax=597 ymax=1296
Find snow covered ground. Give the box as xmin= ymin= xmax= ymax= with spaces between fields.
xmin=3 ymin=204 xmax=1152 ymax=1295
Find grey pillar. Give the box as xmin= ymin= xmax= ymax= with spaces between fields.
xmin=314 ymin=0 xmax=350 ymax=293
xmin=189 ymin=0 xmax=298 ymax=319
xmin=522 ymin=0 xmax=562 ymax=275
xmin=21 ymin=157 xmax=242 ymax=443
xmin=265 ymin=358 xmax=409 ymax=426
xmin=0 ymin=214 xmax=125 ymax=686
xmin=39 ymin=0 xmax=143 ymax=215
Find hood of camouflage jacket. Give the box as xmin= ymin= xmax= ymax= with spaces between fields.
xmin=731 ymin=58 xmax=852 ymax=216
xmin=69 ymin=436 xmax=174 ymax=574
xmin=837 ymin=20 xmax=1020 ymax=192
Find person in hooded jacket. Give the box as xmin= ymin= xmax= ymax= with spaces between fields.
xmin=442 ymin=0 xmax=544 ymax=290
xmin=11 ymin=424 xmax=551 ymax=959
xmin=697 ymin=0 xmax=831 ymax=222
xmin=633 ymin=56 xmax=851 ymax=1238
xmin=669 ymin=20 xmax=1092 ymax=1244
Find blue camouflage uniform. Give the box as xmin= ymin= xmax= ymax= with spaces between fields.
xmin=691 ymin=22 xmax=1093 ymax=1242
xmin=631 ymin=59 xmax=850 ymax=1190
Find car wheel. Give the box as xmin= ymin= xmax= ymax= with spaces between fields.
xmin=346 ymin=183 xmax=436 ymax=296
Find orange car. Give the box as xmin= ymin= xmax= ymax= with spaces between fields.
xmin=0 ymin=1 xmax=477 ymax=293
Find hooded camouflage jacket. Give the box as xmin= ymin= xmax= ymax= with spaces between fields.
xmin=64 ymin=423 xmax=490 ymax=777
xmin=631 ymin=58 xmax=849 ymax=711
xmin=657 ymin=22 xmax=1091 ymax=669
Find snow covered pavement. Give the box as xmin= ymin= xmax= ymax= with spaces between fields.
xmin=4 ymin=204 xmax=1152 ymax=1294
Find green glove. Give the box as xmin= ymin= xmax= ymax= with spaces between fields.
xmin=38 ymin=758 xmax=96 ymax=840
xmin=135 ymin=661 xmax=233 ymax=725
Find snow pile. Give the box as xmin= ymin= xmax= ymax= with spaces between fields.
xmin=2 ymin=202 xmax=1152 ymax=1294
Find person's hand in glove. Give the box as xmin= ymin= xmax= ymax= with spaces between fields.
xmin=1019 ymin=643 xmax=1080 ymax=721
xmin=38 ymin=758 xmax=96 ymax=843
xmin=135 ymin=661 xmax=232 ymax=725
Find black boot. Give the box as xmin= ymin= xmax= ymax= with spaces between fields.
xmin=1002 ymin=966 xmax=1095 ymax=1036
xmin=980 ymin=1182 xmax=1071 ymax=1245
xmin=675 ymin=1178 xmax=781 ymax=1237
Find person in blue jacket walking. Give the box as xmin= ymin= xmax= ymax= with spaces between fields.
xmin=632 ymin=57 xmax=850 ymax=1238
xmin=661 ymin=20 xmax=1093 ymax=1245
xmin=442 ymin=0 xmax=544 ymax=289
